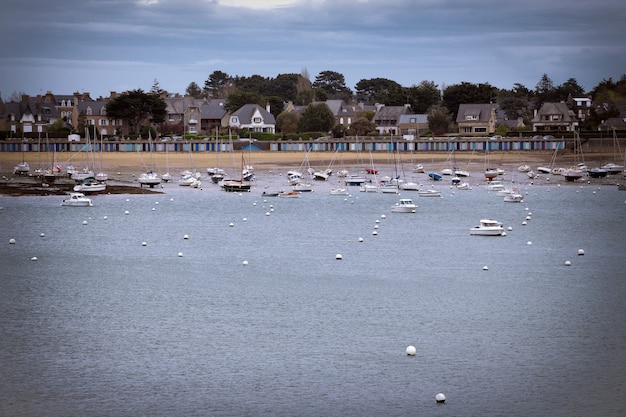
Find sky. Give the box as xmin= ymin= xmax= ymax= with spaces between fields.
xmin=1 ymin=0 xmax=625 ymax=100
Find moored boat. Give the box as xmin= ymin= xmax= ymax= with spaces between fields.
xmin=391 ymin=198 xmax=417 ymax=213
xmin=61 ymin=192 xmax=93 ymax=207
xmin=470 ymin=219 xmax=504 ymax=236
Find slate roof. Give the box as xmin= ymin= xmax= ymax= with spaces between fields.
xmin=399 ymin=114 xmax=428 ymax=124
xmin=231 ymin=104 xmax=276 ymax=124
xmin=456 ymin=104 xmax=494 ymax=123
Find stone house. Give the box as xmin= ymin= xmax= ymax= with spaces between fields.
xmin=531 ymin=102 xmax=578 ymax=131
xmin=373 ymin=105 xmax=411 ymax=134
xmin=456 ymin=103 xmax=497 ymax=135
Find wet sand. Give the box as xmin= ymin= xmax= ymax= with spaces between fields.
xmin=0 ymin=149 xmax=622 ymax=196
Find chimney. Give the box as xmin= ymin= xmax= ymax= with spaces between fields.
xmin=266 ymin=103 xmax=271 ymax=113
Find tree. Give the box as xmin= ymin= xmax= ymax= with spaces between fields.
xmin=355 ymin=78 xmax=402 ymax=104
xmin=225 ymin=91 xmax=265 ymax=113
xmin=312 ymin=71 xmax=352 ymax=101
xmin=150 ymin=79 xmax=167 ymax=96
xmin=442 ymin=82 xmax=497 ymax=120
xmin=405 ymin=81 xmax=441 ymax=113
xmin=347 ymin=117 xmax=376 ymax=136
xmin=276 ymin=111 xmax=300 ymax=134
xmin=185 ymin=82 xmax=204 ymax=98
xmin=535 ymin=73 xmax=560 ymax=105
xmin=427 ymin=106 xmax=452 ymax=135
xmin=106 ymin=89 xmax=167 ymax=134
xmin=297 ymin=103 xmax=335 ymax=133
xmin=203 ymin=70 xmax=234 ymax=98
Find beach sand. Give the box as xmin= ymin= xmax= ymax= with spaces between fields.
xmin=0 ymin=148 xmax=622 ymax=195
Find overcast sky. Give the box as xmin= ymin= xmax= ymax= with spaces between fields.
xmin=1 ymin=0 xmax=624 ymax=100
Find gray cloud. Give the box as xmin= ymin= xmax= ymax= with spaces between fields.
xmin=1 ymin=0 xmax=624 ymax=98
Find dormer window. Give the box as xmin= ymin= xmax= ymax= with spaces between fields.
xmin=253 ymin=117 xmax=262 ymax=123
xmin=100 ymin=107 xmax=107 ymax=116
xmin=86 ymin=106 xmax=92 ymax=116
xmin=465 ymin=114 xmax=478 ymax=121
xmin=231 ymin=116 xmax=238 ymax=123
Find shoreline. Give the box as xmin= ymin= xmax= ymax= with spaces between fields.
xmin=1 ymin=150 xmax=624 ymax=196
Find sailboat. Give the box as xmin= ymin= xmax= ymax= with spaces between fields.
xmin=73 ymin=127 xmax=107 ymax=194
xmin=206 ymin=127 xmax=226 ymax=183
xmin=138 ymin=132 xmax=161 ymax=188
xmin=13 ymin=139 xmax=30 ymax=175
xmin=161 ymin=140 xmax=172 ymax=182
xmin=220 ymin=152 xmax=251 ymax=192
xmin=95 ymin=128 xmax=108 ymax=182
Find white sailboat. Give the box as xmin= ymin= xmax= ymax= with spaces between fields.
xmin=138 ymin=132 xmax=161 ymax=188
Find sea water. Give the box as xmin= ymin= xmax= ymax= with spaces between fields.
xmin=1 ymin=174 xmax=625 ymax=417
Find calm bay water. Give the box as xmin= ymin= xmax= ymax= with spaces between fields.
xmin=1 ymin=172 xmax=625 ymax=416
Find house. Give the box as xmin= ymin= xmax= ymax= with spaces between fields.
xmin=200 ymin=99 xmax=228 ymax=132
xmin=229 ymin=104 xmax=276 ymax=133
xmin=373 ymin=105 xmax=411 ymax=134
xmin=0 ymin=92 xmax=60 ymax=137
xmin=164 ymin=96 xmax=206 ymax=135
xmin=74 ymin=93 xmax=123 ymax=137
xmin=324 ymin=99 xmax=356 ymax=129
xmin=569 ymin=96 xmax=593 ymax=121
xmin=398 ymin=114 xmax=428 ymax=139
xmin=531 ymin=102 xmax=578 ymax=132
xmin=456 ymin=104 xmax=497 ymax=135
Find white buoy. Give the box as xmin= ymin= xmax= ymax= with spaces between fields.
xmin=335 ymin=254 xmax=343 ymax=260
xmin=103 ymin=216 xmax=108 ymax=220
xmin=177 ymin=252 xmax=183 ymax=257
xmin=565 ymin=260 xmax=571 ymax=266
xmin=375 ymin=219 xmax=380 ymax=223
xmin=242 ymin=218 xmax=247 ymax=222
xmin=527 ymin=241 xmax=532 ymax=246
xmin=406 ymin=345 xmax=416 ymax=356
xmin=502 ymin=231 xmax=507 ymax=237
xmin=229 ymin=222 xmax=234 ymax=227
xmin=381 ymin=214 xmax=386 ymax=219
xmin=522 ymin=221 xmax=527 ymax=226
xmin=242 ymin=260 xmax=248 ymax=266
xmin=124 ymin=210 xmax=130 ymax=215
xmin=265 ymin=212 xmax=270 ymax=216
xmin=483 ymin=265 xmax=489 ymax=270
xmin=525 ymin=216 xmax=531 ymax=220
xmin=82 ymin=220 xmax=88 ymax=225
xmin=435 ymin=393 xmax=446 ymax=403
xmin=40 ymin=233 xmax=45 ymax=237
xmin=155 ymin=201 xmax=159 ymax=205
xmin=126 ymin=198 xmax=130 ymax=202
xmin=372 ymin=231 xmax=378 ymax=236
xmin=374 ymin=224 xmax=379 ymax=229
xmin=152 ymin=207 xmax=156 ymax=211
xmin=8 ymin=238 xmax=15 ymax=244
xmin=141 ymin=242 xmax=147 ymax=246
xmin=170 ymin=198 xmax=174 ymax=202
xmin=507 ymin=226 xmax=513 ymax=231
xmin=358 ymin=237 xmax=364 ymax=242
xmin=183 ymin=234 xmax=189 ymax=240
xmin=30 ymin=256 xmax=38 ymax=261
xmin=578 ymin=249 xmax=585 ymax=256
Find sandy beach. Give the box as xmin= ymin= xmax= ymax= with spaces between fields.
xmin=0 ymin=148 xmax=622 ymax=195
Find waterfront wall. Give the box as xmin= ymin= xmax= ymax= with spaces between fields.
xmin=1 ymin=137 xmax=623 ymax=155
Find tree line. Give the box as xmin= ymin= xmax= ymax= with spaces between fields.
xmin=103 ymin=70 xmax=626 ymax=138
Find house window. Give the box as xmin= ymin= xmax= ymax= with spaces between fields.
xmin=465 ymin=115 xmax=478 ymax=121
xmin=253 ymin=117 xmax=262 ymax=123
xmin=231 ymin=117 xmax=238 ymax=124
xmin=100 ymin=107 xmax=107 ymax=116
xmin=474 ymin=127 xmax=487 ymax=133
xmin=551 ymin=115 xmax=560 ymax=121
xmin=86 ymin=107 xmax=92 ymax=116
xmin=410 ymin=118 xmax=417 ymax=123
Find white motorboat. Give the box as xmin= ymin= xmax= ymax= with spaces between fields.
xmin=563 ymin=167 xmax=584 ymax=182
xmin=73 ymin=177 xmax=106 ymax=193
xmin=138 ymin=170 xmax=161 ymax=188
xmin=470 ymin=219 xmax=504 ymax=236
xmin=456 ymin=182 xmax=472 ymax=190
xmin=61 ymin=192 xmax=93 ymax=207
xmin=413 ymin=164 xmax=425 ymax=173
xmin=399 ymin=181 xmax=419 ymax=191
xmin=454 ymin=168 xmax=470 ymax=177
xmin=391 ymin=198 xmax=417 ymax=213
xmin=518 ymin=164 xmax=530 ymax=173
xmin=485 ymin=180 xmax=506 ymax=191
xmin=418 ymin=189 xmax=441 ymax=197
xmin=161 ymin=172 xmax=172 ymax=182
xmin=330 ymin=188 xmax=349 ymax=195
xmin=441 ymin=168 xmax=453 ymax=176
xmin=503 ymin=192 xmax=524 ymax=203
xmin=70 ymin=167 xmax=95 ymax=181
xmin=359 ymin=183 xmax=378 ymax=193
xmin=313 ymin=168 xmax=332 ymax=181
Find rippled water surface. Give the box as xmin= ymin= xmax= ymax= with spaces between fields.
xmin=1 ymin=174 xmax=625 ymax=417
